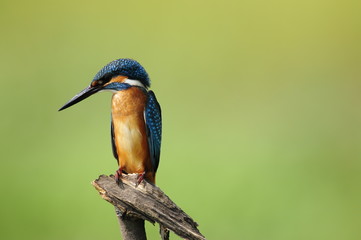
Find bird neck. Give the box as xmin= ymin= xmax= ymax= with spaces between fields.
xmin=124 ymin=79 xmax=146 ymax=89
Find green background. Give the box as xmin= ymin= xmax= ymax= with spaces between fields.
xmin=1 ymin=0 xmax=360 ymax=239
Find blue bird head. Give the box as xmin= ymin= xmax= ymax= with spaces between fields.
xmin=93 ymin=58 xmax=150 ymax=88
xmin=59 ymin=58 xmax=150 ymax=111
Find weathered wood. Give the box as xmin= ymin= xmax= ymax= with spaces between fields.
xmin=115 ymin=206 xmax=147 ymax=240
xmin=92 ymin=174 xmax=205 ymax=240
xmin=160 ymin=224 xmax=170 ymax=240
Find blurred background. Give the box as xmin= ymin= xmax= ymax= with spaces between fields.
xmin=1 ymin=0 xmax=360 ymax=239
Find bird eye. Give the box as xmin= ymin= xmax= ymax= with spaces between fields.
xmin=97 ymin=80 xmax=103 ymax=85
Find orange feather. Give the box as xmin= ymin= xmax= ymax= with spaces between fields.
xmin=111 ymin=87 xmax=155 ymax=183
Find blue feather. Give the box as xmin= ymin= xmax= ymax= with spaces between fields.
xmin=145 ymin=91 xmax=162 ymax=172
xmin=93 ymin=59 xmax=150 ymax=88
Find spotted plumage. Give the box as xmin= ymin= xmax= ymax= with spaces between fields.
xmin=93 ymin=58 xmax=150 ymax=88
xmin=145 ymin=91 xmax=162 ymax=172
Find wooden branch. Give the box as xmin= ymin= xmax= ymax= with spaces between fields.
xmin=114 ymin=206 xmax=147 ymax=240
xmin=92 ymin=174 xmax=205 ymax=240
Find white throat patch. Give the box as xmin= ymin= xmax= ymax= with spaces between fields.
xmin=124 ymin=78 xmax=145 ymax=88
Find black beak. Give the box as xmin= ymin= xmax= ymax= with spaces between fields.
xmin=58 ymin=85 xmax=101 ymax=111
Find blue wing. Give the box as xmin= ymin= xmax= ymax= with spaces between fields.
xmin=145 ymin=91 xmax=162 ymax=172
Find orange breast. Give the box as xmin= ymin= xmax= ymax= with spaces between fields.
xmin=111 ymin=87 xmax=155 ymax=182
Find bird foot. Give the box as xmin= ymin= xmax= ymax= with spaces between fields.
xmin=114 ymin=167 xmax=123 ymax=184
xmin=136 ymin=172 xmax=146 ymax=187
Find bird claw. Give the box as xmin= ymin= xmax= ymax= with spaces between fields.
xmin=136 ymin=172 xmax=145 ymax=187
xmin=115 ymin=168 xmax=123 ymax=184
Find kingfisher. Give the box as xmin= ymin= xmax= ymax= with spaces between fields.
xmin=59 ymin=59 xmax=162 ymax=184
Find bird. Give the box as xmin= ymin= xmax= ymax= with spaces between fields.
xmin=59 ymin=58 xmax=162 ymax=184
